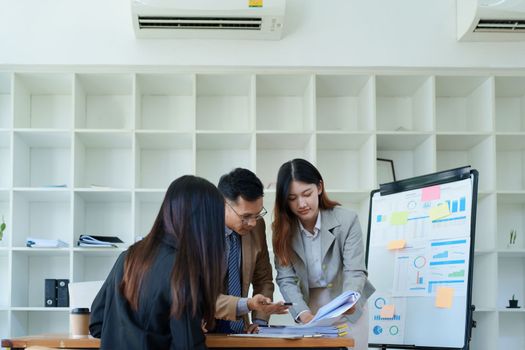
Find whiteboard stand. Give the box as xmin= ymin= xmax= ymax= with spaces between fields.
xmin=367 ymin=166 xmax=479 ymax=350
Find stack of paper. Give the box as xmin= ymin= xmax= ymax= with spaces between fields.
xmin=259 ymin=324 xmax=349 ymax=338
xmin=256 ymin=290 xmax=360 ymax=338
xmin=77 ymin=235 xmax=123 ymax=248
xmin=26 ymin=237 xmax=68 ymax=248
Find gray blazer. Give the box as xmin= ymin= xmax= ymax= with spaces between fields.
xmin=275 ymin=207 xmax=375 ymax=321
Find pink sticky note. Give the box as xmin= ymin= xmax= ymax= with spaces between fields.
xmin=380 ymin=304 xmax=395 ymax=318
xmin=422 ymin=185 xmax=441 ymax=202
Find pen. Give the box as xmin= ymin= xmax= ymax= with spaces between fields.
xmin=283 ymin=302 xmax=297 ymax=306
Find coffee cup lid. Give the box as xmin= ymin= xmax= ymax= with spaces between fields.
xmin=71 ymin=308 xmax=90 ymax=314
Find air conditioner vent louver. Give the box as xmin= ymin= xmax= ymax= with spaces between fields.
xmin=475 ymin=19 xmax=525 ymax=32
xmin=138 ymin=16 xmax=263 ymax=30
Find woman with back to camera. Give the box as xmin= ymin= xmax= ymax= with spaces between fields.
xmin=89 ymin=175 xmax=225 ymax=349
xmin=272 ymin=159 xmax=375 ymax=350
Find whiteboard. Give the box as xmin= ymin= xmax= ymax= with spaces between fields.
xmin=366 ymin=167 xmax=477 ymax=349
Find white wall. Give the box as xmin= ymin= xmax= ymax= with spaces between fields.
xmin=1 ymin=0 xmax=525 ymax=68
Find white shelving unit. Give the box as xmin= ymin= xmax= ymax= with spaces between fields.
xmin=0 ymin=69 xmax=522 ymax=349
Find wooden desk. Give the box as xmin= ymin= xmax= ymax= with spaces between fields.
xmin=2 ymin=334 xmax=354 ymax=348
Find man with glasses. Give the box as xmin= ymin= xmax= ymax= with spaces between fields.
xmin=213 ymin=168 xmax=289 ymax=334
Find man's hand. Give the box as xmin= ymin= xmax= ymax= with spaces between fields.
xmin=298 ymin=311 xmax=314 ymax=324
xmin=245 ymin=323 xmax=259 ymax=334
xmin=247 ymin=294 xmax=289 ymax=315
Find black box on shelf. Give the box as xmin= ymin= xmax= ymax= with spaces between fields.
xmin=56 ymin=279 xmax=70 ymax=307
xmin=44 ymin=279 xmax=56 ymax=307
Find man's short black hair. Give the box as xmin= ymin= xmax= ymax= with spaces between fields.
xmin=218 ymin=168 xmax=264 ymax=202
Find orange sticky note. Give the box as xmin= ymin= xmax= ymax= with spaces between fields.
xmin=422 ymin=185 xmax=440 ymax=201
xmin=387 ymin=239 xmax=406 ymax=250
xmin=435 ymin=287 xmax=454 ymax=308
xmin=380 ymin=304 xmax=395 ymax=318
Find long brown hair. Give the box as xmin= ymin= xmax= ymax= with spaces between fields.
xmin=120 ymin=175 xmax=225 ymax=327
xmin=272 ymin=159 xmax=339 ymax=266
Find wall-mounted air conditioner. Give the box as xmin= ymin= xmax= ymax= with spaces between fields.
xmin=132 ymin=0 xmax=285 ymax=40
xmin=458 ymin=0 xmax=525 ymax=41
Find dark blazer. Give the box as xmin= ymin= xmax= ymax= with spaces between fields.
xmin=89 ymin=235 xmax=206 ymax=350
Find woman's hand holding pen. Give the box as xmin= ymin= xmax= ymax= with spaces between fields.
xmin=247 ymin=294 xmax=290 ymax=315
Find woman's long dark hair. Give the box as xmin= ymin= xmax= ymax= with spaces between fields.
xmin=120 ymin=175 xmax=225 ymax=327
xmin=272 ymin=159 xmax=339 ymax=266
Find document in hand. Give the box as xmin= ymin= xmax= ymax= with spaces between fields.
xmin=257 ymin=290 xmax=360 ymax=339
xmin=300 ymin=289 xmax=361 ymax=327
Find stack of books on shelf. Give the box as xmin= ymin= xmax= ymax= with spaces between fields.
xmin=77 ymin=235 xmax=123 ymax=248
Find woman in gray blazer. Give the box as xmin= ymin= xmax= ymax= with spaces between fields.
xmin=272 ymin=159 xmax=375 ymax=350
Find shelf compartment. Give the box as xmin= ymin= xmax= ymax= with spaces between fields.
xmin=375 ymin=75 xmax=433 ymax=132
xmin=472 ymin=253 xmax=497 ymax=310
xmin=11 ymin=250 xmax=70 ymax=308
xmin=135 ymin=132 xmax=194 ymax=189
xmin=497 ymin=193 xmax=525 ymax=250
xmin=316 ymin=133 xmax=375 ymax=191
xmin=436 ymin=134 xmax=495 ymax=192
xmin=499 ymin=312 xmax=525 ymax=350
xmin=496 ymin=135 xmax=525 ymax=191
xmin=74 ymin=74 xmax=133 ymax=130
xmin=11 ymin=309 xmax=68 ymax=338
xmin=470 ymin=311 xmax=498 ymax=350
xmin=316 ymin=75 xmax=374 ymax=132
xmin=495 ymin=77 xmax=525 ymax=132
xmin=72 ymin=249 xmax=122 ymax=282
xmin=328 ymin=191 xmax=370 ymax=235
xmin=136 ymin=73 xmax=194 ymax=131
xmin=476 ymin=194 xmax=497 ymax=251
xmin=0 ymin=131 xmax=11 ymax=188
xmin=256 ymin=74 xmax=314 ymax=132
xmin=11 ymin=190 xmax=71 ymax=248
xmin=0 ymin=73 xmax=12 ymax=129
xmin=498 ymin=256 xmax=525 ymax=310
xmin=256 ymin=133 xmax=314 ymax=190
xmin=13 ymin=73 xmax=73 ymax=129
xmin=0 ymin=252 xmax=8 ymax=307
xmin=135 ymin=191 xmax=163 ymax=241
xmin=196 ymin=74 xmax=251 ymax=132
xmin=376 ymin=134 xmax=434 ymax=183
xmin=0 ymin=310 xmax=7 ymax=340
xmin=196 ymin=133 xmax=253 ymax=185
xmin=73 ymin=191 xmax=132 ymax=247
xmin=13 ymin=131 xmax=71 ymax=188
xmin=74 ymin=132 xmax=133 ymax=189
xmin=435 ymin=76 xmax=493 ymax=133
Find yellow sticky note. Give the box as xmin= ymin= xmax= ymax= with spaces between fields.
xmin=380 ymin=304 xmax=395 ymax=318
xmin=249 ymin=0 xmax=263 ymax=7
xmin=390 ymin=211 xmax=408 ymax=225
xmin=429 ymin=204 xmax=450 ymax=221
xmin=387 ymin=239 xmax=406 ymax=250
xmin=435 ymin=287 xmax=455 ymax=308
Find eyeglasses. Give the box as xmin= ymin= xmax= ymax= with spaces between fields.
xmin=226 ymin=202 xmax=267 ymax=225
